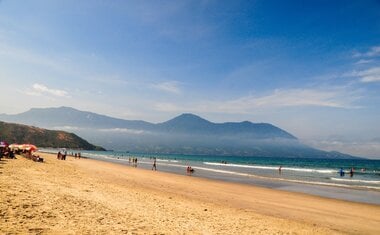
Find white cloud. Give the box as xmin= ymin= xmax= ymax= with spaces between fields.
xmin=27 ymin=83 xmax=69 ymax=97
xmin=351 ymin=67 xmax=380 ymax=83
xmin=152 ymin=87 xmax=360 ymax=114
xmin=355 ymin=59 xmax=373 ymax=65
xmin=366 ymin=46 xmax=380 ymax=57
xmin=152 ymin=81 xmax=181 ymax=94
xmin=205 ymin=88 xmax=359 ymax=113
xmin=353 ymin=46 xmax=380 ymax=58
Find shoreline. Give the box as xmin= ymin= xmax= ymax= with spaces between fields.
xmin=1 ymin=152 xmax=379 ymax=234
xmin=79 ymin=151 xmax=380 ymax=205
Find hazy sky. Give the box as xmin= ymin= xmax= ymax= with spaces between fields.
xmin=0 ymin=0 xmax=380 ymax=158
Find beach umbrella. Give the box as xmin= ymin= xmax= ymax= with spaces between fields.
xmin=0 ymin=141 xmax=9 ymax=147
xmin=9 ymin=144 xmax=22 ymax=150
xmin=21 ymin=144 xmax=38 ymax=152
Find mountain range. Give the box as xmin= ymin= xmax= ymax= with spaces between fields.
xmin=0 ymin=106 xmax=357 ymax=159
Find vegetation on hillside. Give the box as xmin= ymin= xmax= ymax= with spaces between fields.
xmin=0 ymin=121 xmax=105 ymax=150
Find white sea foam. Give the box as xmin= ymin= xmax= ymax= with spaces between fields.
xmin=203 ymin=162 xmax=336 ymax=174
xmin=148 ymin=162 xmax=380 ymax=190
xmin=194 ymin=166 xmax=380 ymax=190
xmin=330 ymin=178 xmax=380 ymax=184
xmin=157 ymin=159 xmax=179 ymax=163
xmin=204 ymin=162 xmax=278 ymax=170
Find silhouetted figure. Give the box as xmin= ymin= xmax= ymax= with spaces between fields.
xmin=279 ymin=166 xmax=282 ymax=174
xmin=134 ymin=158 xmax=138 ymax=167
xmin=187 ymin=166 xmax=194 ymax=175
xmin=350 ymin=167 xmax=354 ymax=177
xmin=339 ymin=168 xmax=345 ymax=177
xmin=152 ymin=157 xmax=157 ymax=171
xmin=9 ymin=150 xmax=15 ymax=159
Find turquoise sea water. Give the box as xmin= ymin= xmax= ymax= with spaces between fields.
xmin=41 ymin=149 xmax=380 ymax=204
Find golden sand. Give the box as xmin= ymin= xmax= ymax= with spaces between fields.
xmin=1 ymin=153 xmax=379 ymax=234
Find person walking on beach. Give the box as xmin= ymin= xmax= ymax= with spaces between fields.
xmin=278 ymin=166 xmax=282 ymax=174
xmin=152 ymin=157 xmax=157 ymax=171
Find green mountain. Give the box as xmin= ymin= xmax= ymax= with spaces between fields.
xmin=0 ymin=121 xmax=105 ymax=150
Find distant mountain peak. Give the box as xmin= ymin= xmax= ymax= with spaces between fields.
xmin=179 ymin=113 xmax=200 ymax=117
xmin=157 ymin=113 xmax=213 ymax=133
xmin=240 ymin=120 xmax=252 ymax=125
xmin=57 ymin=106 xmax=77 ymax=111
xmin=174 ymin=113 xmax=210 ymax=122
xmin=162 ymin=113 xmax=212 ymax=125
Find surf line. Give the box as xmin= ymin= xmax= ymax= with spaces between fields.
xmin=194 ymin=166 xmax=380 ymax=190
xmin=83 ymin=154 xmax=380 ymax=191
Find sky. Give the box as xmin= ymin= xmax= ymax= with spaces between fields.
xmin=0 ymin=0 xmax=380 ymax=158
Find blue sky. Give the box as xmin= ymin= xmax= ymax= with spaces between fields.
xmin=0 ymin=0 xmax=380 ymax=157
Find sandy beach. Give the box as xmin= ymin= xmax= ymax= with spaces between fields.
xmin=1 ymin=153 xmax=379 ymax=234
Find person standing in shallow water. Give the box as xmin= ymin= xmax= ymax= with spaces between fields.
xmin=152 ymin=157 xmax=157 ymax=171
xmin=339 ymin=168 xmax=345 ymax=177
xmin=350 ymin=167 xmax=354 ymax=177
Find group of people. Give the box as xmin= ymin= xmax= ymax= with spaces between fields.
xmin=277 ymin=166 xmax=358 ymax=178
xmin=0 ymin=143 xmax=44 ymax=162
xmin=186 ymin=166 xmax=194 ymax=174
xmin=129 ymin=157 xmax=138 ymax=167
xmin=73 ymin=152 xmax=81 ymax=159
xmin=126 ymin=156 xmax=197 ymax=174
xmin=0 ymin=146 xmax=15 ymax=160
xmin=25 ymin=150 xmax=44 ymax=162
xmin=57 ymin=151 xmax=82 ymax=160
xmin=339 ymin=167 xmax=355 ymax=177
xmin=57 ymin=151 xmax=67 ymax=160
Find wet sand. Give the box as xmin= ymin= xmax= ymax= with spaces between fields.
xmin=1 ymin=153 xmax=379 ymax=234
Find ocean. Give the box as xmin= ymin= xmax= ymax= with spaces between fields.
xmin=41 ymin=149 xmax=380 ymax=204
